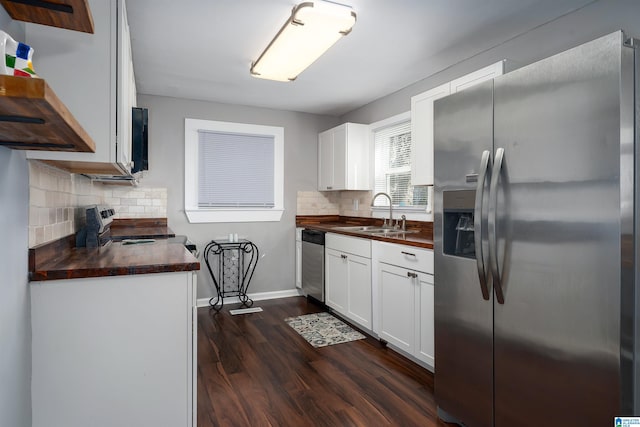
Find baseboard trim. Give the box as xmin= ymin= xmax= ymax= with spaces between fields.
xmin=196 ymin=289 xmax=303 ymax=308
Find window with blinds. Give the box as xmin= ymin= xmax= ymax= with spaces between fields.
xmin=184 ymin=118 xmax=284 ymax=223
xmin=373 ymin=119 xmax=427 ymax=208
xmin=198 ymin=130 xmax=274 ymax=208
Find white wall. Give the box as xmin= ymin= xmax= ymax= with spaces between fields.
xmin=341 ymin=0 xmax=640 ymax=124
xmin=137 ymin=94 xmax=339 ymax=298
xmin=0 ymin=148 xmax=30 ymax=426
xmin=0 ymin=12 xmax=31 ymax=427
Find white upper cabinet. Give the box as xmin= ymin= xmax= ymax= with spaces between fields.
xmin=25 ymin=0 xmax=137 ymax=175
xmin=411 ymin=61 xmax=504 ymax=186
xmin=410 ymin=83 xmax=451 ymax=187
xmin=318 ymin=123 xmax=370 ymax=191
xmin=117 ymin=0 xmax=136 ymax=172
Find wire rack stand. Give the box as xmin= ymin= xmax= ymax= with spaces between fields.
xmin=203 ymin=239 xmax=259 ymax=311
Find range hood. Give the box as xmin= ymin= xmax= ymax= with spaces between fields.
xmin=83 ymin=173 xmax=141 ymax=186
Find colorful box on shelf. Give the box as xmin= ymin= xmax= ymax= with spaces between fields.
xmin=0 ymin=30 xmax=37 ymax=78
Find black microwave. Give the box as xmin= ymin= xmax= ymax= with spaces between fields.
xmin=131 ymin=107 xmax=149 ymax=174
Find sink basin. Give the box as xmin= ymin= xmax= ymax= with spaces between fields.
xmin=334 ymin=225 xmax=389 ymax=233
xmin=369 ymin=229 xmax=420 ymax=237
xmin=334 ymin=225 xmax=419 ymax=237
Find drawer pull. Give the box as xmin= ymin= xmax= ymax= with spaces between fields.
xmin=341 ymin=254 xmax=347 ymax=259
xmin=407 ymin=272 xmax=418 ymax=278
xmin=401 ymin=251 xmax=416 ymax=257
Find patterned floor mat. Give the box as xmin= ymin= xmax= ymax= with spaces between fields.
xmin=284 ymin=312 xmax=366 ymax=348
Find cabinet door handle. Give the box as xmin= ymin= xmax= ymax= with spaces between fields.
xmin=401 ymin=251 xmax=416 ymax=257
xmin=407 ymin=272 xmax=417 ymax=279
xmin=341 ymin=254 xmax=347 ymax=259
xmin=327 ymin=186 xmax=333 ymax=190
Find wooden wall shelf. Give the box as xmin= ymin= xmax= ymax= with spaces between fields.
xmin=0 ymin=0 xmax=94 ymax=33
xmin=0 ymin=75 xmax=96 ymax=152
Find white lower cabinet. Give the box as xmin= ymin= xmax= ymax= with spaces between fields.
xmin=325 ymin=233 xmax=372 ymax=330
xmin=373 ymin=241 xmax=434 ymax=370
xmin=417 ymin=273 xmax=435 ymax=366
xmin=326 ymin=247 xmax=349 ymax=313
xmin=378 ymin=262 xmax=417 ymax=354
xmin=31 ymin=271 xmax=197 ymax=427
xmin=346 ymin=254 xmax=372 ymax=328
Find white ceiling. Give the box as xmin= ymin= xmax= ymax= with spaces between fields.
xmin=126 ymin=0 xmax=596 ymax=117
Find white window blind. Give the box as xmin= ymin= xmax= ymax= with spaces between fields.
xmin=198 ymin=130 xmax=275 ymax=208
xmin=373 ymin=120 xmax=427 ymax=208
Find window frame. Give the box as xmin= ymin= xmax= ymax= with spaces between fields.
xmin=184 ymin=118 xmax=284 ymax=223
xmin=369 ymin=112 xmax=431 ymax=220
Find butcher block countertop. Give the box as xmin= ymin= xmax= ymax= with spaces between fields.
xmin=110 ymin=218 xmax=176 ymax=240
xmin=296 ymin=215 xmax=434 ymax=249
xmin=29 ymin=219 xmax=199 ymax=282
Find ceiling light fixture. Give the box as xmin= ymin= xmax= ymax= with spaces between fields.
xmin=250 ymin=1 xmax=356 ymax=82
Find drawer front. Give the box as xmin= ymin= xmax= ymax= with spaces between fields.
xmin=374 ymin=241 xmax=433 ymax=273
xmin=326 ymin=233 xmax=371 ymax=258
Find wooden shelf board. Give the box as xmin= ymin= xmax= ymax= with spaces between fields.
xmin=41 ymin=160 xmax=125 ymax=175
xmin=0 ymin=0 xmax=94 ymax=33
xmin=0 ymin=75 xmax=96 ymax=152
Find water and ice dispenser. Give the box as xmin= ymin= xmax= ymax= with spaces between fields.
xmin=442 ymin=190 xmax=476 ymax=259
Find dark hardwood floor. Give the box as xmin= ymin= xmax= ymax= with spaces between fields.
xmin=197 ymin=296 xmax=455 ymax=427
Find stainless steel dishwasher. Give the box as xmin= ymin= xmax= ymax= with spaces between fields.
xmin=301 ymin=229 xmax=325 ymax=302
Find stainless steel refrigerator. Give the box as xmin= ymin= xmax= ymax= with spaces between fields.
xmin=433 ymin=31 xmax=638 ymax=427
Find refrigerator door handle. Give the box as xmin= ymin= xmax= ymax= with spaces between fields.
xmin=474 ymin=150 xmax=491 ymax=300
xmin=489 ymin=147 xmax=505 ymax=304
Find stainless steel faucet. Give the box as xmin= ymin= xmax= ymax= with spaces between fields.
xmin=371 ymin=192 xmax=393 ymax=228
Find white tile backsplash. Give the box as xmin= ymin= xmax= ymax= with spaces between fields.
xmin=28 ymin=161 xmax=103 ymax=247
xmin=28 ymin=161 xmax=169 ymax=247
xmin=108 ymin=187 xmax=167 ymax=219
xmin=296 ymin=190 xmax=373 ymax=217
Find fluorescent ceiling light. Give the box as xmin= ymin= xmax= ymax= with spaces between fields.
xmin=250 ymin=1 xmax=356 ymax=82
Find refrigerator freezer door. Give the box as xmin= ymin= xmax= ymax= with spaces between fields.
xmin=433 ymin=81 xmax=494 ymax=427
xmin=492 ymin=32 xmax=630 ymax=426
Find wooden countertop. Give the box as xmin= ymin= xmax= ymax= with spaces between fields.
xmin=110 ymin=218 xmax=175 ymax=240
xmin=30 ymin=240 xmax=199 ymax=282
xmin=29 ymin=220 xmax=199 ymax=281
xmin=296 ymin=215 xmax=434 ymax=249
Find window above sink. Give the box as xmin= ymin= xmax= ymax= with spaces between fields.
xmin=370 ymin=111 xmax=432 ymax=218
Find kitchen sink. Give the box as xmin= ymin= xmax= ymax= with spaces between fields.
xmin=334 ymin=225 xmax=419 ymax=237
xmin=334 ymin=225 xmax=389 ymax=232
xmin=369 ymin=229 xmax=419 ymax=237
